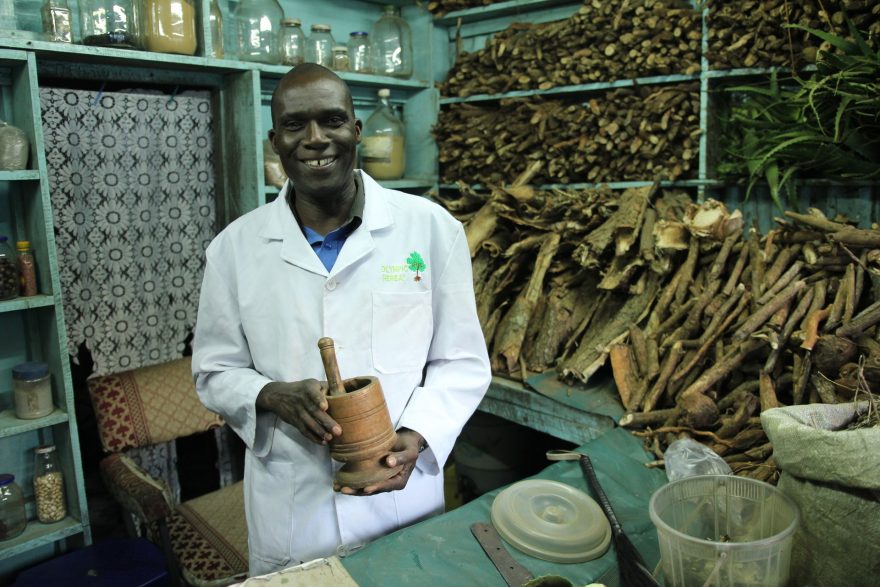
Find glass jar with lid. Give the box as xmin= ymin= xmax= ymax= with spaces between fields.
xmin=371 ymin=5 xmax=412 ymax=78
xmin=0 ymin=474 xmax=27 ymax=541
xmin=0 ymin=236 xmax=17 ymax=300
xmin=234 ymin=0 xmax=283 ymax=64
xmin=80 ymin=0 xmax=142 ymax=49
xmin=13 ymin=361 xmax=53 ymax=420
xmin=280 ymin=18 xmax=305 ymax=66
xmin=34 ymin=445 xmax=66 ymax=523
xmin=361 ymin=88 xmax=406 ymax=180
xmin=208 ymin=0 xmax=223 ymax=58
xmin=142 ymin=0 xmax=197 ymax=55
xmin=41 ymin=0 xmax=72 ymax=43
xmin=348 ymin=32 xmax=372 ymax=74
xmin=331 ymin=45 xmax=350 ymax=72
xmin=305 ymin=24 xmax=334 ymax=68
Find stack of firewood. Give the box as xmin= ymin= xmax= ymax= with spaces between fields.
xmin=440 ymin=0 xmax=700 ymax=98
xmin=426 ymin=0 xmax=496 ymax=17
xmin=707 ymin=0 xmax=880 ymax=69
xmin=436 ymin=179 xmax=880 ymax=482
xmin=436 ymin=84 xmax=700 ymax=185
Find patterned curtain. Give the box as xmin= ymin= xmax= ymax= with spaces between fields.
xmin=41 ymin=87 xmax=220 ymax=500
xmin=40 ymin=87 xmax=216 ymax=375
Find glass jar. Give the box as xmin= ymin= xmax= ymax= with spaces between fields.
xmin=348 ymin=31 xmax=372 ymax=74
xmin=0 ymin=236 xmax=17 ymax=300
xmin=280 ymin=18 xmax=304 ymax=66
xmin=80 ymin=0 xmax=142 ymax=49
xmin=142 ymin=0 xmax=197 ymax=56
xmin=305 ymin=24 xmax=334 ymax=68
xmin=331 ymin=45 xmax=350 ymax=72
xmin=13 ymin=361 xmax=53 ymax=420
xmin=208 ymin=0 xmax=223 ymax=58
xmin=361 ymin=88 xmax=406 ymax=180
xmin=234 ymin=0 xmax=283 ymax=64
xmin=0 ymin=120 xmax=29 ymax=171
xmin=34 ymin=445 xmax=66 ymax=524
xmin=41 ymin=0 xmax=72 ymax=43
xmin=371 ymin=5 xmax=412 ymax=78
xmin=17 ymin=240 xmax=37 ymax=296
xmin=0 ymin=474 xmax=26 ymax=541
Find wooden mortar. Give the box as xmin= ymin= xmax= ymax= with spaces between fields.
xmin=318 ymin=338 xmax=402 ymax=491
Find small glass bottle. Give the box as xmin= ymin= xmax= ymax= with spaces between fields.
xmin=80 ymin=0 xmax=142 ymax=49
xmin=208 ymin=0 xmax=223 ymax=58
xmin=16 ymin=240 xmax=37 ymax=296
xmin=34 ymin=445 xmax=66 ymax=524
xmin=13 ymin=361 xmax=53 ymax=420
xmin=371 ymin=5 xmax=413 ymax=78
xmin=331 ymin=45 xmax=350 ymax=72
xmin=0 ymin=474 xmax=27 ymax=541
xmin=41 ymin=0 xmax=72 ymax=43
xmin=142 ymin=0 xmax=197 ymax=56
xmin=348 ymin=31 xmax=372 ymax=74
xmin=0 ymin=236 xmax=17 ymax=300
xmin=361 ymin=88 xmax=406 ymax=180
xmin=280 ymin=18 xmax=305 ymax=66
xmin=305 ymin=24 xmax=335 ymax=68
xmin=234 ymin=0 xmax=283 ymax=64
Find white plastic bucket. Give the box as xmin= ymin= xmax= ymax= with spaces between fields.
xmin=649 ymin=475 xmax=799 ymax=587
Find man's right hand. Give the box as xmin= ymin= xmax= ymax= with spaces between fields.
xmin=256 ymin=380 xmax=342 ymax=444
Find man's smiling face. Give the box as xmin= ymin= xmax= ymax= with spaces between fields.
xmin=270 ymin=71 xmax=362 ymax=199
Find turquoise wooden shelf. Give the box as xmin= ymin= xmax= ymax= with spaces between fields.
xmin=0 ymin=295 xmax=56 ymax=314
xmin=434 ymin=0 xmax=581 ymax=26
xmin=0 ymin=170 xmax=40 ymax=181
xmin=0 ymin=409 xmax=70 ymax=439
xmin=0 ymin=518 xmax=84 ymax=561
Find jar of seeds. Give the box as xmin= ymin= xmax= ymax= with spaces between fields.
xmin=0 ymin=236 xmax=18 ymax=300
xmin=33 ymin=445 xmax=66 ymax=523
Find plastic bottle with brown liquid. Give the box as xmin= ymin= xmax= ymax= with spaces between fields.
xmin=361 ymin=88 xmax=405 ymax=181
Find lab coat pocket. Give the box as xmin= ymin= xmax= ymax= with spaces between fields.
xmin=372 ymin=290 xmax=433 ymax=373
xmin=246 ymin=457 xmax=294 ymax=567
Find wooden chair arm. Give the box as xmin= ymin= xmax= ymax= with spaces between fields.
xmin=99 ymin=453 xmax=174 ymax=524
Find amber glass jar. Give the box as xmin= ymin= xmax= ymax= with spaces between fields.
xmin=142 ymin=0 xmax=197 ymax=55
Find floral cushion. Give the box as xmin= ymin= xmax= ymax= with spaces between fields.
xmin=88 ymin=357 xmax=223 ymax=452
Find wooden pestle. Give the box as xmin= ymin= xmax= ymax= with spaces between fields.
xmin=318 ymin=337 xmax=347 ymax=397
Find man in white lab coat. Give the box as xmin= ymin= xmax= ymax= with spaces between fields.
xmin=192 ymin=63 xmax=491 ymax=576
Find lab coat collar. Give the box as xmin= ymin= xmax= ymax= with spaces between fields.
xmin=260 ymin=171 xmax=394 ymax=276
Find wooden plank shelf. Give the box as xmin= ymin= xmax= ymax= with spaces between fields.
xmin=434 ymin=0 xmax=582 ymax=25
xmin=0 ymin=295 xmax=56 ymax=314
xmin=0 ymin=517 xmax=84 ymax=561
xmin=0 ymin=170 xmax=40 ymax=181
xmin=0 ymin=409 xmax=69 ymax=439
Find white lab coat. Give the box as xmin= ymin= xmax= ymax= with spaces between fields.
xmin=192 ymin=171 xmax=491 ymax=576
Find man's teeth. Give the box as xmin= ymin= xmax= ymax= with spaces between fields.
xmin=305 ymin=158 xmax=335 ymax=168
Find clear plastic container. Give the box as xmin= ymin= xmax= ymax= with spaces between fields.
xmin=305 ymin=24 xmax=334 ymax=68
xmin=0 ymin=236 xmax=17 ymax=300
xmin=370 ymin=5 xmax=412 ymax=78
xmin=348 ymin=31 xmax=372 ymax=74
xmin=16 ymin=240 xmax=37 ymax=297
xmin=34 ymin=445 xmax=66 ymax=523
xmin=79 ymin=0 xmax=142 ymax=49
xmin=0 ymin=474 xmax=27 ymax=541
xmin=361 ymin=88 xmax=406 ymax=180
xmin=41 ymin=0 xmax=72 ymax=43
xmin=0 ymin=120 xmax=30 ymax=171
xmin=12 ymin=361 xmax=53 ymax=420
xmin=280 ymin=18 xmax=305 ymax=66
xmin=208 ymin=0 xmax=223 ymax=58
xmin=233 ymin=0 xmax=283 ymax=64
xmin=141 ymin=0 xmax=197 ymax=56
xmin=331 ymin=45 xmax=350 ymax=72
xmin=649 ymin=475 xmax=799 ymax=587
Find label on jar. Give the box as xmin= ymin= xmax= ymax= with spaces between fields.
xmin=361 ymin=136 xmax=394 ymax=162
xmin=14 ymin=379 xmax=54 ymax=420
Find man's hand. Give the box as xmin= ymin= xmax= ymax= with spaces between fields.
xmin=257 ymin=380 xmax=341 ymax=444
xmin=339 ymin=428 xmax=425 ymax=496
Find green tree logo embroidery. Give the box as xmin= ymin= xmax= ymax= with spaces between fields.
xmin=407 ymin=251 xmax=426 ymax=282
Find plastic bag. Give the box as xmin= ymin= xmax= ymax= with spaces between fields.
xmin=663 ymin=437 xmax=732 ymax=482
xmin=0 ymin=120 xmax=29 ymax=170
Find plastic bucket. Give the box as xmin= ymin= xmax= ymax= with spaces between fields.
xmin=649 ymin=475 xmax=799 ymax=587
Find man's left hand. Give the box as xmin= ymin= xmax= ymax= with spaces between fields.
xmin=339 ymin=428 xmax=425 ymax=496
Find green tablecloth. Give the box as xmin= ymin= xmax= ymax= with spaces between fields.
xmin=343 ymin=428 xmax=667 ymax=586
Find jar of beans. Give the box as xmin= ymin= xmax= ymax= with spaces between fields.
xmin=33 ymin=445 xmax=66 ymax=524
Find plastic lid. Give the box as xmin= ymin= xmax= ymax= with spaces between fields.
xmin=0 ymin=474 xmax=14 ymax=486
xmin=0 ymin=235 xmax=8 ymax=242
xmin=378 ymin=88 xmax=391 ymax=98
xmin=16 ymin=240 xmax=30 ymax=250
xmin=281 ymin=18 xmax=301 ymax=26
xmin=350 ymin=31 xmax=368 ymax=37
xmin=35 ymin=445 xmax=57 ymax=454
xmin=311 ymin=24 xmax=331 ymax=32
xmin=12 ymin=361 xmax=50 ymax=380
xmin=332 ymin=45 xmax=348 ymax=52
xmin=490 ymin=479 xmax=611 ymax=564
